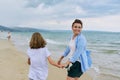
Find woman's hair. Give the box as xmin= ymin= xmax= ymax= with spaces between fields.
xmin=30 ymin=32 xmax=46 ymax=49
xmin=72 ymin=19 xmax=83 ymax=28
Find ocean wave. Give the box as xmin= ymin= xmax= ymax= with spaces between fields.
xmin=46 ymin=39 xmax=66 ymax=45
xmin=118 ymin=52 xmax=120 ymax=55
xmin=86 ymin=66 xmax=100 ymax=80
xmin=98 ymin=73 xmax=120 ymax=80
xmin=110 ymin=41 xmax=120 ymax=45
xmin=88 ymin=66 xmax=120 ymax=80
xmin=97 ymin=65 xmax=120 ymax=80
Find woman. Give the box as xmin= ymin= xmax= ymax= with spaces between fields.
xmin=58 ymin=19 xmax=92 ymax=80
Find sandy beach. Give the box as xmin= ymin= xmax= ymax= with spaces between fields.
xmin=0 ymin=39 xmax=92 ymax=80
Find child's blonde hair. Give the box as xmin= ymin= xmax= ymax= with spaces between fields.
xmin=30 ymin=32 xmax=46 ymax=49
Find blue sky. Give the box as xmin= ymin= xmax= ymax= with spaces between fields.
xmin=0 ymin=0 xmax=120 ymax=32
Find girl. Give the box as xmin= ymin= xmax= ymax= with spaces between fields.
xmin=27 ymin=32 xmax=62 ymax=80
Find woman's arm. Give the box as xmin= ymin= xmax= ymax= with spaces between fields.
xmin=63 ymin=46 xmax=70 ymax=57
xmin=57 ymin=46 xmax=70 ymax=65
xmin=57 ymin=56 xmax=64 ymax=65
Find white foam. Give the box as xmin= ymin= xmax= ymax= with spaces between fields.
xmin=86 ymin=66 xmax=100 ymax=80
xmin=46 ymin=39 xmax=64 ymax=45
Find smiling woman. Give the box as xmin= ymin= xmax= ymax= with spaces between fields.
xmin=58 ymin=19 xmax=92 ymax=80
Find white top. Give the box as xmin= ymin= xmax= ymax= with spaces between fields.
xmin=27 ymin=47 xmax=51 ymax=80
xmin=68 ymin=37 xmax=80 ymax=62
xmin=68 ymin=38 xmax=76 ymax=59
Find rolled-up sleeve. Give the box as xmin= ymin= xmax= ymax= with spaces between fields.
xmin=63 ymin=46 xmax=70 ymax=57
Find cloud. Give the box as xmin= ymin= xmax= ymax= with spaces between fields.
xmin=24 ymin=0 xmax=120 ymax=18
xmin=0 ymin=0 xmax=120 ymax=32
xmin=25 ymin=0 xmax=64 ymax=8
xmin=0 ymin=0 xmax=25 ymax=26
xmin=83 ymin=14 xmax=120 ymax=32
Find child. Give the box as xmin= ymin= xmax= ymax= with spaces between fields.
xmin=7 ymin=31 xmax=11 ymax=40
xmin=27 ymin=32 xmax=62 ymax=80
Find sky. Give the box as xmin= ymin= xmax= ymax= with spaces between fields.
xmin=0 ymin=0 xmax=120 ymax=32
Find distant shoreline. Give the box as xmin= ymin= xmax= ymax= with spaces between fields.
xmin=1 ymin=25 xmax=120 ymax=33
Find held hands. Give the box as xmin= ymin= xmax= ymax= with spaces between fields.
xmin=57 ymin=64 xmax=66 ymax=68
xmin=57 ymin=60 xmax=64 ymax=68
xmin=57 ymin=60 xmax=68 ymax=68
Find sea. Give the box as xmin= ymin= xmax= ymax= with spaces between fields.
xmin=0 ymin=30 xmax=120 ymax=80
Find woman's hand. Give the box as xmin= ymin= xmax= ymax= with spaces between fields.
xmin=57 ymin=60 xmax=61 ymax=65
xmin=58 ymin=61 xmax=71 ymax=68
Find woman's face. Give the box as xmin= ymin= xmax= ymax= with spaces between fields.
xmin=72 ymin=23 xmax=82 ymax=35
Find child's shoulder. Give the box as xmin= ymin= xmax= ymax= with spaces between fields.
xmin=27 ymin=47 xmax=48 ymax=51
xmin=41 ymin=47 xmax=48 ymax=51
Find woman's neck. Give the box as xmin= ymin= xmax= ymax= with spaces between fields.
xmin=72 ymin=33 xmax=81 ymax=39
xmin=72 ymin=34 xmax=77 ymax=39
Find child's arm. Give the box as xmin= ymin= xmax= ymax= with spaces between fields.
xmin=27 ymin=58 xmax=31 ymax=65
xmin=47 ymin=56 xmax=63 ymax=68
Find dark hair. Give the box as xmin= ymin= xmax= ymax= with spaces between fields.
xmin=30 ymin=32 xmax=46 ymax=49
xmin=72 ymin=19 xmax=83 ymax=28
